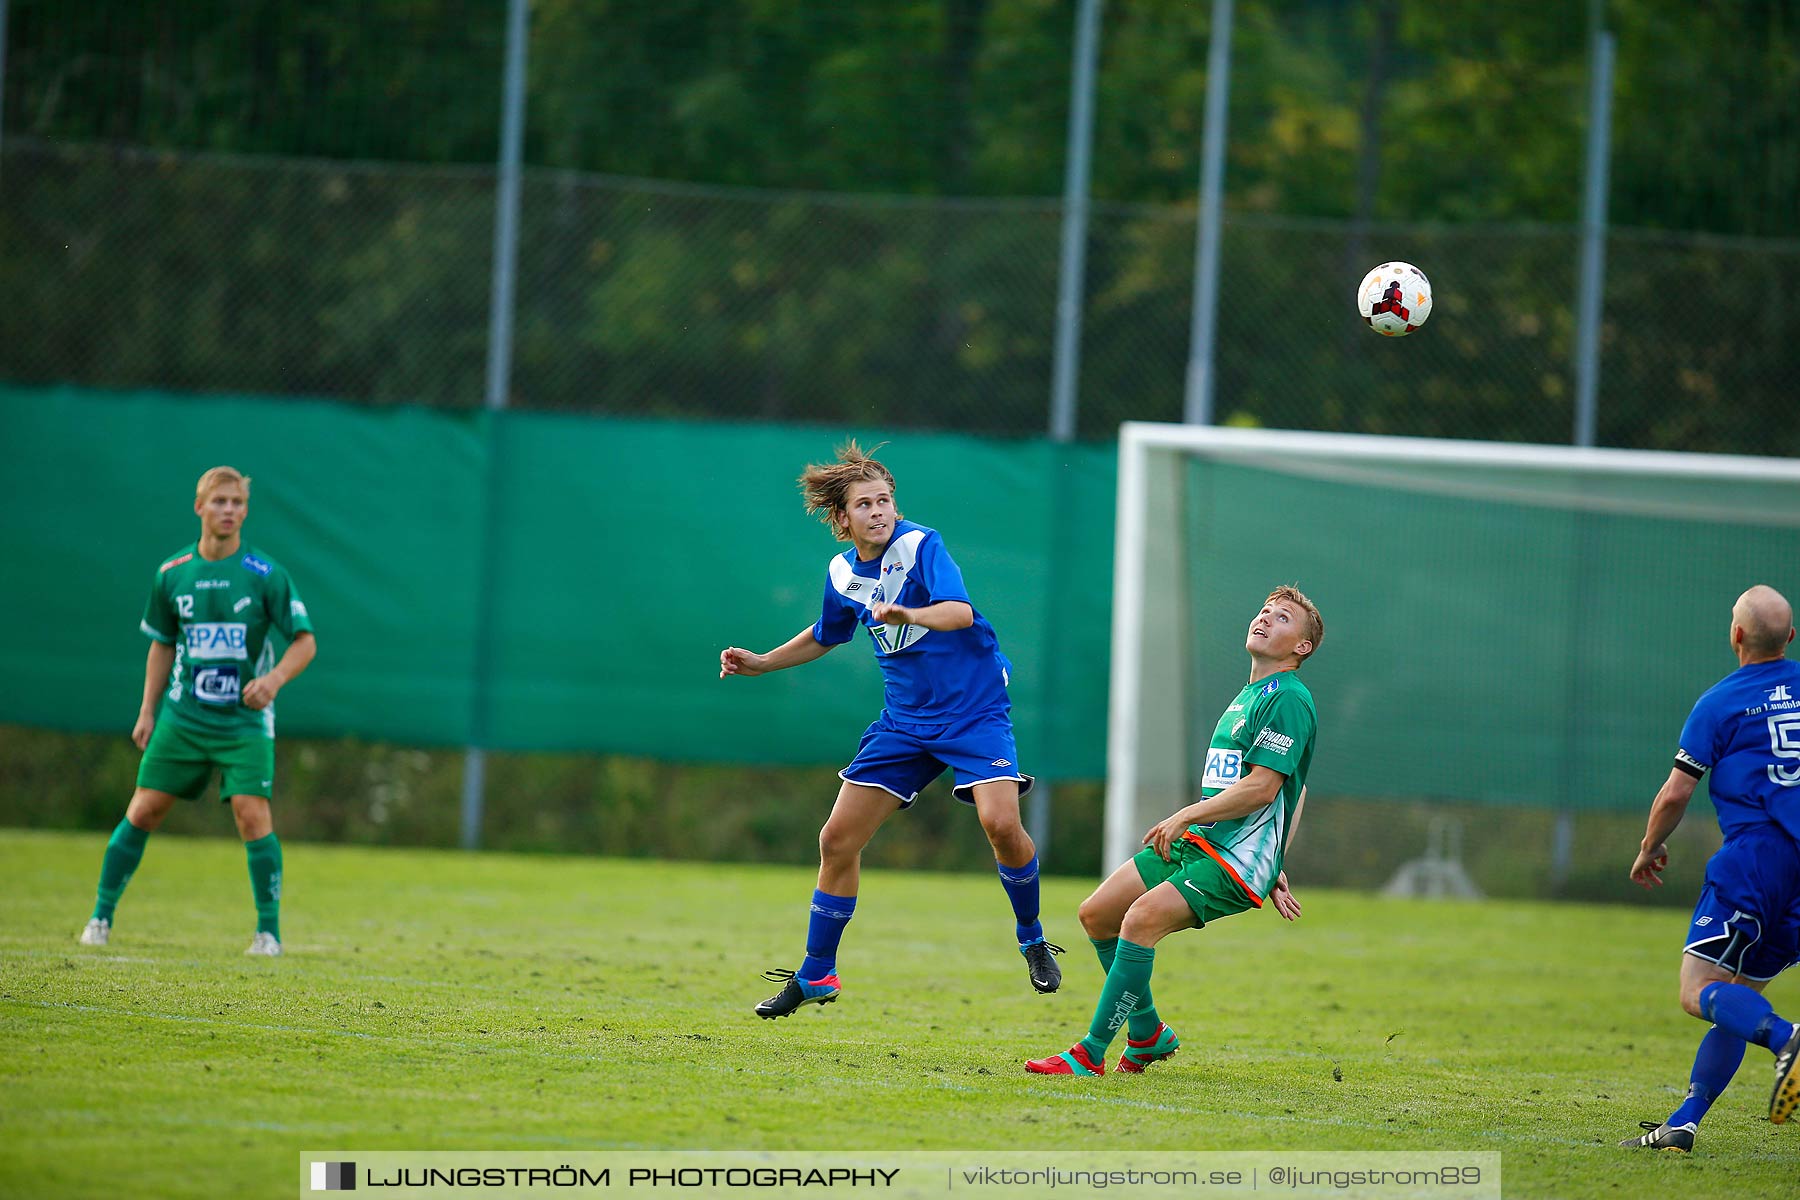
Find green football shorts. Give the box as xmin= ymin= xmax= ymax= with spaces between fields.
xmin=136 ymin=719 xmax=276 ymax=802
xmin=1133 ymin=836 xmax=1259 ymax=926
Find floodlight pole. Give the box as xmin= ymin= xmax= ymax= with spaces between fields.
xmin=461 ymin=0 xmax=530 ymax=850
xmin=1183 ymin=0 xmax=1234 ymax=426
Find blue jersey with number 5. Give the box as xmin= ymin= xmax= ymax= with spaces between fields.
xmin=1676 ymin=659 xmax=1800 ymax=845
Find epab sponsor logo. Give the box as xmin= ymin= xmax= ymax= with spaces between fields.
xmin=1202 ymin=747 xmax=1242 ymax=790
xmin=184 ymin=622 xmax=249 ymax=660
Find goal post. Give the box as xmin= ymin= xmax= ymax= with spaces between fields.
xmin=1104 ymin=421 xmax=1800 ymax=875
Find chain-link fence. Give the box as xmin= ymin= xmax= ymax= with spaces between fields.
xmin=4 ymin=137 xmax=1796 ymax=451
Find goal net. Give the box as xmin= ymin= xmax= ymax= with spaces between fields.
xmin=1104 ymin=422 xmax=1800 ymax=884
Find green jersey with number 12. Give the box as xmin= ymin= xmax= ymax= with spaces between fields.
xmin=141 ymin=543 xmax=313 ymax=738
xmin=1186 ymin=670 xmax=1317 ymax=903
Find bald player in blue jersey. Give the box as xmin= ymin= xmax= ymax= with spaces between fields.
xmin=1621 ymin=585 xmax=1800 ymax=1151
xmin=722 ymin=442 xmax=1062 ymax=1019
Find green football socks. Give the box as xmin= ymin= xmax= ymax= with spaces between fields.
xmin=1079 ymin=938 xmax=1157 ymax=1061
xmin=1089 ymin=935 xmax=1162 ymax=1041
xmin=92 ymin=818 xmax=150 ymax=923
xmin=245 ymin=833 xmax=283 ymax=939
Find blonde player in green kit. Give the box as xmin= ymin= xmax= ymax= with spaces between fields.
xmin=77 ymin=466 xmax=316 ymax=956
xmin=1027 ymin=586 xmax=1321 ymax=1075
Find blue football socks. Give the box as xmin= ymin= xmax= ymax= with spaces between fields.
xmin=1667 ymin=1026 xmax=1746 ymax=1129
xmin=797 ymin=889 xmax=856 ymax=981
xmin=1699 ymin=981 xmax=1796 ymax=1051
xmin=997 ymin=854 xmax=1043 ymax=944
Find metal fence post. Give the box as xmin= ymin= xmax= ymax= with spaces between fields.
xmin=1049 ymin=0 xmax=1101 ymax=445
xmin=0 ymin=0 xmax=11 ymax=187
xmin=1183 ymin=0 xmax=1234 ymax=426
xmin=1573 ymin=26 xmax=1615 ymax=449
xmin=1035 ymin=0 xmax=1103 ymax=863
xmin=1554 ymin=12 xmax=1615 ymax=890
xmin=461 ymin=0 xmax=530 ymax=850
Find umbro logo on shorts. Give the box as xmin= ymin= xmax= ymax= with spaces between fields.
xmin=991 ymin=758 xmax=1012 ymax=768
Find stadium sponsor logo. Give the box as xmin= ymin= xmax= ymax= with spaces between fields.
xmin=242 ymin=553 xmax=272 ymax=576
xmin=309 ymin=1161 xmax=355 ymax=1191
xmin=184 ymin=622 xmax=249 ymax=660
xmin=159 ymin=553 xmax=193 ymax=573
xmin=1254 ymin=729 xmax=1295 ymax=755
xmin=193 ymin=665 xmax=241 ymax=706
xmin=234 ymin=596 xmax=253 ymax=613
xmin=195 ymin=578 xmax=231 ymax=589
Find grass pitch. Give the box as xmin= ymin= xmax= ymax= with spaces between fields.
xmin=1 ymin=828 xmax=1795 ymax=1198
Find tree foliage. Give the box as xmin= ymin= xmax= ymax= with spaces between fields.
xmin=1 ymin=1 xmax=1795 ymax=450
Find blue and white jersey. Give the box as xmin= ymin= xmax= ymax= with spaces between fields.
xmin=812 ymin=520 xmax=1013 ymax=724
xmin=1675 ymin=658 xmax=1800 ymax=846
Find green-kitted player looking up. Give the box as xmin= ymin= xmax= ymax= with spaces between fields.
xmin=1027 ymin=585 xmax=1321 ymax=1076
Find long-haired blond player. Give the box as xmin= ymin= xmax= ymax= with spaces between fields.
xmin=721 ymin=442 xmax=1062 ymax=1018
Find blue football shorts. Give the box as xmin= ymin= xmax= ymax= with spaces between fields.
xmin=1683 ymin=827 xmax=1800 ymax=982
xmin=839 ymin=708 xmax=1034 ymax=808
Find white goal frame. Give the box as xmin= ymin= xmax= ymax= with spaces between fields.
xmin=1104 ymin=421 xmax=1800 ymax=873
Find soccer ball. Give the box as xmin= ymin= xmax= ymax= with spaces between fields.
xmin=1357 ymin=261 xmax=1433 ymax=336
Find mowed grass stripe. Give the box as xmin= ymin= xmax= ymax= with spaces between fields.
xmin=2 ymin=828 xmax=1795 ymax=1199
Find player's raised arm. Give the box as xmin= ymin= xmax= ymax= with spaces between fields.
xmin=720 ymin=627 xmax=835 ymax=678
xmin=868 ymin=600 xmax=972 ymax=631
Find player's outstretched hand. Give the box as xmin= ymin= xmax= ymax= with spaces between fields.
xmin=242 ymin=674 xmax=281 ymax=710
xmin=132 ymin=712 xmax=155 ymax=750
xmin=1628 ymin=843 xmax=1669 ymax=888
xmin=720 ymin=647 xmax=766 ymax=678
xmin=869 ymin=602 xmax=913 ymax=626
xmin=1270 ymin=871 xmax=1301 ymax=921
xmin=1142 ymin=813 xmax=1187 ymax=862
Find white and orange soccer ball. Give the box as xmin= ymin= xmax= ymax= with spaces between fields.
xmin=1357 ymin=261 xmax=1433 ymax=336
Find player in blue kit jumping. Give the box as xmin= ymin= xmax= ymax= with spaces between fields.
xmin=1621 ymin=585 xmax=1800 ymax=1151
xmin=721 ymin=442 xmax=1061 ymax=1018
